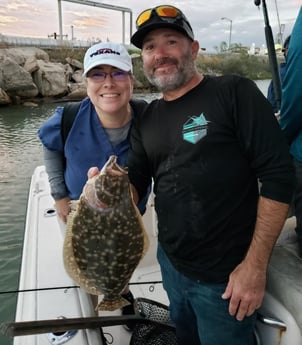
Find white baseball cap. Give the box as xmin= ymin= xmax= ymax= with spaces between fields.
xmin=83 ymin=42 xmax=133 ymax=77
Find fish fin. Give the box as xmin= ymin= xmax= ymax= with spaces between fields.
xmin=133 ymin=202 xmax=150 ymax=257
xmin=96 ymin=296 xmax=130 ymax=311
xmin=78 ymin=283 xmax=102 ymax=296
xmin=69 ymin=200 xmax=79 ymax=212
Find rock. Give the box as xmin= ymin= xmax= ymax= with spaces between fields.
xmin=23 ymin=56 xmax=39 ymax=74
xmin=67 ymin=82 xmax=87 ymax=99
xmin=0 ymin=47 xmax=49 ymax=66
xmin=0 ymin=46 xmax=150 ymax=105
xmin=133 ymin=78 xmax=145 ymax=90
xmin=71 ymin=69 xmax=84 ymax=83
xmin=32 ymin=60 xmax=68 ymax=97
xmin=0 ymin=88 xmax=11 ymax=105
xmin=0 ymin=57 xmax=38 ymax=97
xmin=65 ymin=57 xmax=83 ymax=70
xmin=23 ymin=101 xmax=39 ymax=107
xmin=65 ymin=63 xmax=74 ymax=81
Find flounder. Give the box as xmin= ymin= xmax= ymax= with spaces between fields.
xmin=63 ymin=155 xmax=149 ymax=311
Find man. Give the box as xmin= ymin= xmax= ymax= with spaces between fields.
xmin=280 ymin=7 xmax=302 ymax=257
xmin=267 ymin=35 xmax=291 ymax=113
xmin=127 ymin=5 xmax=295 ymax=345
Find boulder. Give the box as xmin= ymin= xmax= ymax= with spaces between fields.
xmin=33 ymin=60 xmax=68 ymax=97
xmin=67 ymin=81 xmax=87 ymax=99
xmin=64 ymin=63 xmax=74 ymax=81
xmin=71 ymin=69 xmax=84 ymax=83
xmin=0 ymin=87 xmax=11 ymax=105
xmin=0 ymin=57 xmax=38 ymax=97
xmin=65 ymin=57 xmax=83 ymax=70
xmin=0 ymin=46 xmax=149 ymax=105
xmin=0 ymin=47 xmax=49 ymax=66
xmin=23 ymin=101 xmax=39 ymax=107
xmin=23 ymin=56 xmax=40 ymax=74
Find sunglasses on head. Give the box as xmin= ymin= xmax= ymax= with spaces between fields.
xmin=136 ymin=5 xmax=183 ymax=28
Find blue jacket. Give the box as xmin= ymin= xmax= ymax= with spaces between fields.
xmin=38 ymin=97 xmax=148 ymax=212
xmin=280 ymin=7 xmax=302 ymax=162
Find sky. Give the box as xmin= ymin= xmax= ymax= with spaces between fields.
xmin=0 ymin=0 xmax=301 ymax=52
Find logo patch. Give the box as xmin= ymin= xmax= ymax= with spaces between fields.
xmin=90 ymin=48 xmax=121 ymax=58
xmin=182 ymin=113 xmax=209 ymax=144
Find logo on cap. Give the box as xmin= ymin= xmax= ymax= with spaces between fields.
xmin=90 ymin=48 xmax=121 ymax=58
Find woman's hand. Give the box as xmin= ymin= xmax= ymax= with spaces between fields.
xmin=55 ymin=197 xmax=71 ymax=223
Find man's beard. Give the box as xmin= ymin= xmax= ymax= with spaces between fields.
xmin=144 ymin=52 xmax=196 ymax=93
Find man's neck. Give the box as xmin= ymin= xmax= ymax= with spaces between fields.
xmin=162 ymin=73 xmax=204 ymax=101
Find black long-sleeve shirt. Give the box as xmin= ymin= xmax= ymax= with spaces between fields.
xmin=128 ymin=75 xmax=295 ymax=283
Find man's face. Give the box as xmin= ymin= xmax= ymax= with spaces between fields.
xmin=141 ymin=28 xmax=198 ymax=93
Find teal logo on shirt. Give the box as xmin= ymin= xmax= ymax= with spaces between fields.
xmin=182 ymin=113 xmax=209 ymax=144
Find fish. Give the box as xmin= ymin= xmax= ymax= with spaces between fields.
xmin=63 ymin=155 xmax=149 ymax=311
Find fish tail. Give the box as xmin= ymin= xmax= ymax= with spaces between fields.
xmin=96 ymin=296 xmax=130 ymax=311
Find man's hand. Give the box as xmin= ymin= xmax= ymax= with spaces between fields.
xmin=222 ymin=260 xmax=265 ymax=321
xmin=87 ymin=167 xmax=99 ymax=179
xmin=222 ymin=196 xmax=289 ymax=321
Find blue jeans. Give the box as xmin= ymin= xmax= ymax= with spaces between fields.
xmin=157 ymin=245 xmax=256 ymax=345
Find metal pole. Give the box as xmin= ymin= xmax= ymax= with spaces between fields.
xmin=129 ymin=11 xmax=133 ymax=39
xmin=60 ymin=0 xmax=132 ymax=44
xmin=274 ymin=0 xmax=282 ymax=43
xmin=255 ymin=0 xmax=281 ymax=110
xmin=57 ymin=0 xmax=63 ymax=41
xmin=221 ymin=17 xmax=233 ymax=50
xmin=229 ymin=19 xmax=233 ymax=49
xmin=122 ymin=11 xmax=125 ymax=45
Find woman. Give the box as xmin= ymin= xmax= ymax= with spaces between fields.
xmin=38 ymin=41 xmax=147 ymax=324
xmin=38 ymin=41 xmax=147 ymax=221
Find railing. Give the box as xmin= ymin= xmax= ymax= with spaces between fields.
xmin=0 ymin=33 xmax=92 ymax=49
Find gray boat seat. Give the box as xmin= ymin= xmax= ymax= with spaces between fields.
xmin=265 ymin=218 xmax=302 ymax=331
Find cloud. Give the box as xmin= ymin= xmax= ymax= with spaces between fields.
xmin=0 ymin=0 xmax=301 ymax=51
xmin=73 ymin=17 xmax=108 ymax=29
xmin=0 ymin=15 xmax=18 ymax=26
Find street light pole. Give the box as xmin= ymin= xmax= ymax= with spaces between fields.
xmin=71 ymin=25 xmax=74 ymax=40
xmin=221 ymin=17 xmax=233 ymax=50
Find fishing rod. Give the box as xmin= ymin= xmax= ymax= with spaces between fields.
xmin=0 ymin=281 xmax=163 ymax=295
xmin=254 ymin=0 xmax=282 ymax=111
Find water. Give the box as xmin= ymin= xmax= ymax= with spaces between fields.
xmin=0 ymin=81 xmax=270 ymax=345
xmin=0 ymin=103 xmax=59 ymax=345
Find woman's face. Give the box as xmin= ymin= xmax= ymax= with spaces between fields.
xmin=86 ymin=65 xmax=134 ymax=114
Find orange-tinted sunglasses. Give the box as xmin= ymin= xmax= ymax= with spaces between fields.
xmin=136 ymin=5 xmax=181 ymax=28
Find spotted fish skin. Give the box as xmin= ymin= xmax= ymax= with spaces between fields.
xmin=63 ymin=155 xmax=149 ymax=311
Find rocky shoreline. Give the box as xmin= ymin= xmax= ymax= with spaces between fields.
xmin=0 ymin=47 xmax=148 ymax=106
